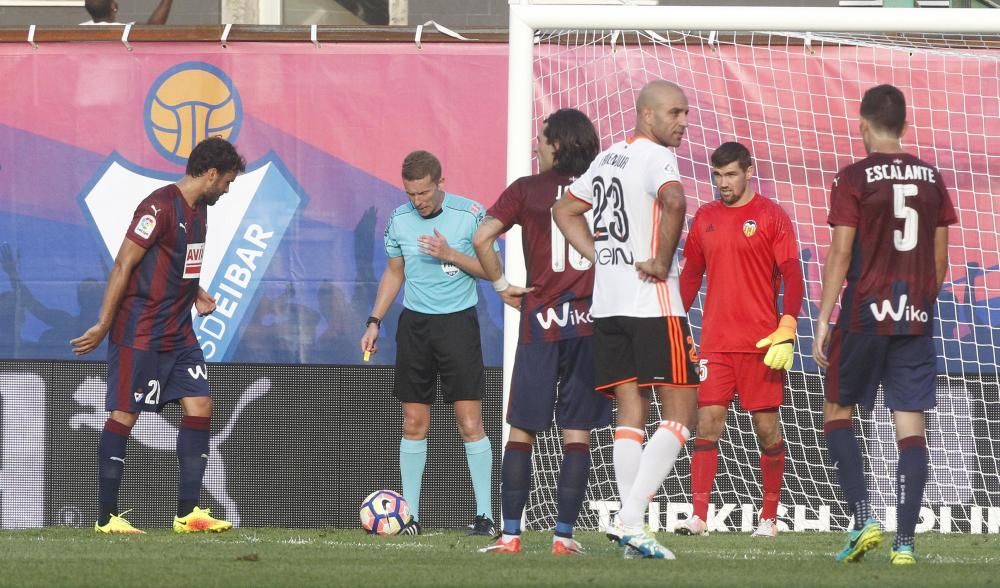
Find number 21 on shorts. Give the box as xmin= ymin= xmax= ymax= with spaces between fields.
xmin=144 ymin=379 xmax=161 ymax=405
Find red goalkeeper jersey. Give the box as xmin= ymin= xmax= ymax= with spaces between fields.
xmin=682 ymin=193 xmax=800 ymax=353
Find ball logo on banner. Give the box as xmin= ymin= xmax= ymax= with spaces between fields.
xmin=144 ymin=62 xmax=243 ymax=165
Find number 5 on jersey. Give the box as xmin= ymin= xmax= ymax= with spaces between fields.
xmin=893 ymin=183 xmax=918 ymax=252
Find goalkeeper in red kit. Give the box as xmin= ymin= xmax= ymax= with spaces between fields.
xmin=674 ymin=142 xmax=804 ymax=537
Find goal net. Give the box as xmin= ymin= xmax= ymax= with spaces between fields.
xmin=507 ymin=4 xmax=1000 ymax=534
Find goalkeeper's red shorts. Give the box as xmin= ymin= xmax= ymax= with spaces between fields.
xmin=697 ymin=351 xmax=785 ymax=412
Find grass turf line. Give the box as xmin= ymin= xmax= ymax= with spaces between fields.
xmin=0 ymin=529 xmax=997 ymax=587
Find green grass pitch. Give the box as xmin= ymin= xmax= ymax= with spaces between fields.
xmin=1 ymin=528 xmax=998 ymax=587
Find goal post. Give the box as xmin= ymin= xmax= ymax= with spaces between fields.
xmin=505 ymin=1 xmax=1000 ymax=533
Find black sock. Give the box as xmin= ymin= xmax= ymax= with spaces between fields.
xmin=500 ymin=441 xmax=532 ymax=535
xmin=894 ymin=436 xmax=928 ymax=549
xmin=555 ymin=443 xmax=591 ymax=538
xmin=98 ymin=419 xmax=132 ymax=526
xmin=176 ymin=415 xmax=210 ymax=517
xmin=824 ymin=419 xmax=870 ymax=530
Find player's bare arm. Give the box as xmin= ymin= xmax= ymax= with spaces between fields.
xmin=70 ymin=238 xmax=146 ymax=355
xmin=360 ymin=256 xmax=405 ymax=355
xmin=418 ymin=228 xmax=491 ymax=279
xmin=1 ymin=242 xmax=17 ymax=281
xmin=473 ymin=215 xmax=534 ymax=309
xmin=814 ymin=225 xmax=856 ymax=368
xmin=1 ymin=242 xmax=52 ymax=319
xmin=195 ymin=287 xmax=216 ymax=316
xmin=146 ymin=0 xmax=173 ymax=24
xmin=636 ymin=181 xmax=685 ymax=282
xmin=934 ymin=225 xmax=950 ymax=293
xmin=552 ymin=194 xmax=595 ymax=263
xmin=497 ymin=285 xmax=534 ymax=309
xmin=473 ymin=216 xmax=507 ymax=281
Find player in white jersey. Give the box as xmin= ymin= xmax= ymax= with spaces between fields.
xmin=553 ymin=80 xmax=698 ymax=559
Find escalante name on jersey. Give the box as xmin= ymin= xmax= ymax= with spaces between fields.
xmin=864 ymin=163 xmax=936 ymax=184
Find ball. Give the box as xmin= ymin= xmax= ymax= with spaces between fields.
xmin=359 ymin=490 xmax=411 ymax=535
xmin=145 ymin=62 xmax=242 ymax=165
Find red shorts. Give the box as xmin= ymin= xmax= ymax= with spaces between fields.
xmin=697 ymin=351 xmax=785 ymax=412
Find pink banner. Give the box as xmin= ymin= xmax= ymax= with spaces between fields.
xmin=0 ymin=38 xmax=995 ymax=366
xmin=0 ymin=42 xmax=509 ymax=229
xmin=0 ymin=42 xmax=510 ymax=364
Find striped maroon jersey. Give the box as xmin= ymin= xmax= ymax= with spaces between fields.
xmin=828 ymin=152 xmax=958 ymax=335
xmin=111 ymin=184 xmax=206 ymax=351
xmin=488 ymin=169 xmax=594 ymax=343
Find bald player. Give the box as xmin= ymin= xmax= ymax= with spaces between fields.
xmin=553 ymin=80 xmax=698 ymax=560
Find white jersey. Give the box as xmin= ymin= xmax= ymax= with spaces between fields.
xmin=566 ymin=136 xmax=685 ymax=318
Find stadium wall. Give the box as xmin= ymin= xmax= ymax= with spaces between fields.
xmin=0 ymin=360 xmax=504 ymax=530
xmin=2 ymin=360 xmax=998 ymax=532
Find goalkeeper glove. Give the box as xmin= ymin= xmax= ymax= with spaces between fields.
xmin=755 ymin=314 xmax=797 ymax=371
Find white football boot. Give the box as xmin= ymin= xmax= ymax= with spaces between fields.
xmin=674 ymin=515 xmax=708 ymax=536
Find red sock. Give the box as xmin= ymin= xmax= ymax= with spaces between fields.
xmin=760 ymin=440 xmax=785 ymax=521
xmin=690 ymin=438 xmax=719 ymax=520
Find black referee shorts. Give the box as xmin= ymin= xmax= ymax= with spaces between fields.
xmin=393 ymin=306 xmax=485 ymax=404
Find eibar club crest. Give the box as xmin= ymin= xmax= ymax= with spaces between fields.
xmin=78 ymin=61 xmax=303 ymax=361
xmin=742 ymin=219 xmax=757 ymax=238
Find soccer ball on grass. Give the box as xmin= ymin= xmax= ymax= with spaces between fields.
xmin=360 ymin=489 xmax=411 ymax=535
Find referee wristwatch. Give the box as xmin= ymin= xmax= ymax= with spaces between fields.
xmin=365 ymin=316 xmax=382 ymax=329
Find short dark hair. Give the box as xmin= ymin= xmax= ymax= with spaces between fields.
xmin=710 ymin=142 xmax=753 ymax=171
xmin=185 ymin=136 xmax=246 ymax=177
xmin=543 ymin=108 xmax=600 ymax=176
xmin=85 ymin=0 xmax=113 ymax=19
xmin=860 ymin=84 xmax=907 ymax=136
xmin=401 ymin=150 xmax=442 ymax=183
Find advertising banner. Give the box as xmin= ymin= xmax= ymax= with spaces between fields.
xmin=0 ymin=43 xmax=509 ymax=365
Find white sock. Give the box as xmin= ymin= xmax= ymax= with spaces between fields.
xmin=620 ymin=421 xmax=690 ymax=532
xmin=613 ymin=426 xmax=645 ymax=506
xmin=553 ymin=535 xmax=574 ymax=547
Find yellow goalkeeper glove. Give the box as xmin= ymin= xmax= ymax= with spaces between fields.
xmin=755 ymin=315 xmax=797 ymax=371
